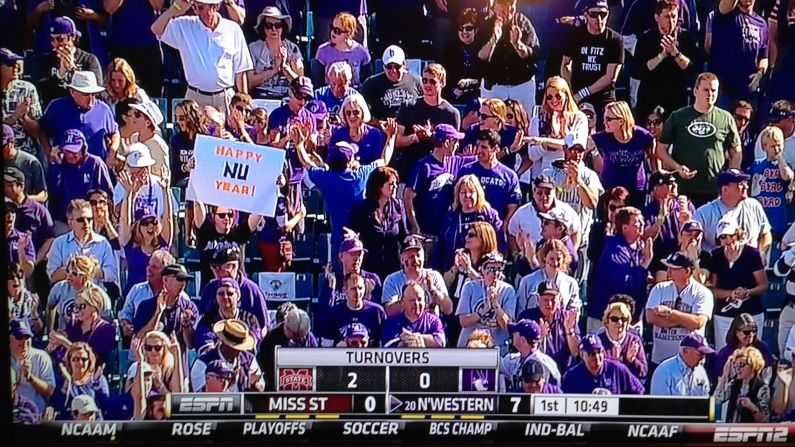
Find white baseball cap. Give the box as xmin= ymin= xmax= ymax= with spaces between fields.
xmin=71 ymin=394 xmax=99 ymax=414
xmin=126 ymin=361 xmax=154 ymax=378
xmin=194 ymin=0 xmax=222 ymax=4
xmin=125 ymin=143 xmax=156 ymax=168
xmin=382 ymin=45 xmax=406 ymax=66
xmin=716 ymin=218 xmax=739 ymax=236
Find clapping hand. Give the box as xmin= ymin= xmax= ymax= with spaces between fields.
xmin=91 ymin=363 xmax=106 ymax=383
xmin=158 ymin=165 xmax=171 ymax=189
xmin=510 ymin=25 xmax=522 ymax=46
xmin=13 ymin=98 xmax=30 ymax=120
xmin=626 ymin=339 xmax=641 ymax=363
xmin=562 ymin=309 xmax=577 ymax=331
xmin=641 ymin=237 xmax=653 ymax=267
xmin=204 ymin=106 xmax=225 ymax=127
xmin=131 ymin=337 xmax=144 ymax=363
xmin=412 ymin=120 xmax=433 ymax=141
xmin=382 ymin=118 xmax=399 ymax=139
xmin=18 ymin=232 xmax=31 ymax=253
xmin=677 ymin=165 xmax=697 ymax=179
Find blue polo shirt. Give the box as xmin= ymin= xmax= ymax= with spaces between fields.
xmin=649 ymin=354 xmax=711 ymax=396
xmin=562 ymin=358 xmax=645 ymax=395
xmin=40 ymin=97 xmax=118 ymax=160
xmin=47 ymin=152 xmax=114 ymax=221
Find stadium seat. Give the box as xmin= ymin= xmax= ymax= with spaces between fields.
xmin=251 ymin=99 xmax=284 ymax=115
xmin=303 ymin=187 xmax=324 ymax=215
xmin=765 ymin=276 xmax=787 ymax=313
xmin=151 ymin=97 xmax=169 ymax=126
xmin=316 ymin=233 xmax=332 ymax=265
xmin=255 ymin=271 xmax=297 ymax=302
xmin=295 ymin=273 xmax=315 ymax=300
xmin=293 ymin=232 xmax=316 ymax=261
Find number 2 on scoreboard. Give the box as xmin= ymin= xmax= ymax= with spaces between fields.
xmin=348 ymin=372 xmax=358 ymax=389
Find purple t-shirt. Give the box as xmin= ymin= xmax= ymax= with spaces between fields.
xmin=123 ymin=238 xmax=169 ymax=293
xmin=132 ymin=296 xmax=199 ymax=350
xmin=256 ymin=195 xmax=288 ymax=244
xmin=6 ymin=228 xmax=36 ymax=266
xmin=592 ymin=126 xmax=653 ymax=191
xmin=710 ymin=9 xmax=769 ymax=94
xmin=268 ymin=104 xmax=315 ymax=184
xmin=750 ymin=159 xmax=788 ymax=235
xmin=315 ymin=269 xmax=383 ymax=325
xmin=47 ymin=153 xmax=114 ymax=221
xmin=315 ymin=41 xmax=372 ymax=86
xmin=457 ymin=161 xmax=522 ymax=219
xmin=329 ymin=125 xmax=385 ymax=165
xmin=108 ymin=0 xmax=160 ymax=48
xmin=199 ymin=276 xmax=270 ymax=330
xmin=64 ymin=319 xmax=115 ymax=366
xmin=518 ymin=308 xmax=581 ymax=374
xmin=561 ymin=358 xmax=645 ymax=394
xmin=407 ymin=154 xmax=477 ymax=235
xmin=324 ymin=301 xmax=388 ymax=344
xmin=712 ymin=340 xmax=776 ymax=381
xmin=381 ymin=312 xmax=446 ymax=347
xmin=40 ymin=97 xmax=118 ymax=161
xmin=15 ymin=197 xmax=55 ymax=249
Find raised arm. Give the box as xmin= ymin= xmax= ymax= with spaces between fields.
xmin=376 ymin=118 xmax=398 ymax=167
xmin=160 ymin=168 xmax=174 ymax=248
xmin=151 ymin=0 xmax=189 ymax=37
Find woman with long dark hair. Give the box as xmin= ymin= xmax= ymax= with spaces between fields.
xmin=348 ymin=167 xmax=408 ymax=280
xmin=713 ymin=313 xmax=776 ymax=382
xmin=171 ymin=99 xmax=209 ymax=188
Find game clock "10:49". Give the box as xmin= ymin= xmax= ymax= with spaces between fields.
xmin=533 ymin=396 xmax=619 ymax=417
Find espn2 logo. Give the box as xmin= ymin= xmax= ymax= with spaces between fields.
xmin=713 ymin=426 xmax=788 ymax=443
xmin=172 ymin=394 xmax=241 ymax=415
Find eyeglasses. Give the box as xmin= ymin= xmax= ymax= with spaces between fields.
xmin=587 ymin=10 xmax=609 ymax=19
xmin=264 ymin=22 xmax=283 ymax=31
xmin=545 ymin=93 xmax=564 ymax=101
xmin=608 ymin=315 xmax=629 ymax=324
xmin=144 ymin=344 xmax=164 ymax=352
xmin=605 ymin=116 xmax=622 ymax=122
xmin=216 ymin=212 xmax=234 ymax=219
xmin=484 ymin=266 xmax=501 ymax=273
xmin=647 ymin=119 xmax=663 ymax=126
xmin=741 ymin=329 xmax=756 ymax=336
xmin=330 ymin=26 xmax=345 ymax=35
xmin=344 ymin=109 xmax=362 ymax=117
xmin=70 ymin=356 xmax=90 ymax=363
xmin=76 ymin=216 xmax=94 ymax=224
xmin=141 ymin=217 xmax=157 ymax=227
xmin=50 ymin=35 xmax=68 ymax=43
xmin=235 ymin=105 xmax=252 ymax=115
xmin=421 ymin=77 xmax=439 ymax=85
xmin=479 ymin=112 xmax=495 ymax=120
xmin=89 ymin=199 xmax=107 ymax=207
xmin=459 ymin=25 xmax=475 ymax=32
xmin=466 ymin=232 xmax=478 ymax=238
xmin=386 ymin=63 xmax=402 ymax=71
xmin=734 ymin=113 xmax=751 ymax=123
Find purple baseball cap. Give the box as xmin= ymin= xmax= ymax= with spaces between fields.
xmin=218 ymin=277 xmax=241 ymax=292
xmin=50 ymin=16 xmax=81 ymax=37
xmin=580 ymin=333 xmax=605 ymax=353
xmin=10 ymin=319 xmax=33 ymax=339
xmin=60 ymin=129 xmax=86 ymax=153
xmin=133 ymin=205 xmax=157 ymax=222
xmin=508 ymin=319 xmax=542 ymax=341
xmin=306 ymin=99 xmax=328 ymax=122
xmin=434 ymin=123 xmax=465 ymax=141
xmin=345 ymin=323 xmax=369 ymax=339
xmin=327 ymin=141 xmax=358 ymax=164
xmin=339 ymin=236 xmax=367 ymax=253
xmin=3 ymin=123 xmax=14 ymax=145
xmin=681 ymin=220 xmax=703 ymax=233
xmin=680 ymin=333 xmax=715 ymax=354
xmin=0 ymin=48 xmax=23 ymax=66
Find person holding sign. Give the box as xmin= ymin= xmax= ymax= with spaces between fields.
xmin=292 ymin=117 xmax=398 ymax=254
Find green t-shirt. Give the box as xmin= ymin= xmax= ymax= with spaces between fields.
xmin=660 ymin=106 xmax=740 ymax=195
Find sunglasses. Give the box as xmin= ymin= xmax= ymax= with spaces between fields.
xmin=67 ymin=269 xmax=84 ymax=277
xmin=718 ymin=234 xmax=733 ymax=240
xmin=344 ymin=109 xmax=362 ymax=117
xmin=386 ymin=63 xmax=402 ymax=71
xmin=647 ymin=119 xmax=663 ymax=126
xmin=89 ymin=199 xmax=107 ymax=207
xmin=76 ymin=216 xmax=94 ymax=224
xmin=70 ymin=356 xmax=90 ymax=363
xmin=734 ymin=114 xmax=751 ymax=123
xmin=175 ymin=113 xmax=187 ymax=122
xmin=421 ymin=77 xmax=439 ymax=85
xmin=484 ymin=266 xmax=502 ymax=273
xmin=216 ymin=212 xmax=234 ymax=219
xmin=479 ymin=112 xmax=495 ymax=120
xmin=587 ymin=10 xmax=609 ymax=19
xmin=608 ymin=315 xmax=629 ymax=324
xmin=735 ymin=362 xmax=748 ymax=369
xmin=740 ymin=329 xmax=756 ymax=336
xmin=50 ymin=35 xmax=68 ymax=43
xmin=466 ymin=232 xmax=478 ymax=238
xmin=545 ymin=93 xmax=564 ymax=101
xmin=330 ymin=26 xmax=345 ymax=35
xmin=460 ymin=25 xmax=475 ymax=32
xmin=144 ymin=344 xmax=164 ymax=352
xmin=264 ymin=22 xmax=283 ymax=30
xmin=141 ymin=217 xmax=157 ymax=226
xmin=235 ymin=105 xmax=252 ymax=115
xmin=605 ymin=116 xmax=622 ymax=122
xmin=534 ymin=189 xmax=552 ymax=196
xmin=506 ymin=113 xmax=515 ymax=120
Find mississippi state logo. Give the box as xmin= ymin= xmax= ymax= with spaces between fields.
xmin=278 ymin=368 xmax=314 ymax=391
xmin=686 ymin=121 xmax=717 ymax=138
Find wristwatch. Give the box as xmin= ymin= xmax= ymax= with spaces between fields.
xmin=672 ymin=50 xmax=681 ymax=58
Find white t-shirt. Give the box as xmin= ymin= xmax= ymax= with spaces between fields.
xmin=694 ymin=197 xmax=770 ymax=252
xmin=456 ymin=279 xmax=516 ymax=352
xmin=645 ymin=279 xmax=713 ymax=364
xmin=515 ymin=268 xmax=581 ymax=314
xmin=160 ymin=15 xmax=253 ymax=90
xmin=112 ymin=174 xmax=174 ymax=220
xmin=541 ymin=163 xmax=603 ymax=246
xmin=507 ymin=199 xmax=582 ymax=244
xmin=523 ymin=111 xmax=588 ymax=182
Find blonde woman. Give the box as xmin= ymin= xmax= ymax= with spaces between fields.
xmin=136 ymin=331 xmax=186 ymax=394
xmin=46 ymin=256 xmax=112 ymax=332
xmin=462 ymin=98 xmax=524 ymax=157
xmin=516 ymin=239 xmax=580 ymax=315
xmin=439 ymin=175 xmax=503 ymax=271
xmin=52 ymin=342 xmax=109 ymax=420
xmin=48 ymin=287 xmax=115 ymax=366
xmin=598 ymin=301 xmax=647 ymax=379
xmin=315 ymin=12 xmax=372 ymax=86
xmin=329 ymin=93 xmax=385 ymax=164
xmin=715 ymin=346 xmax=771 ymax=422
xmin=101 ymin=58 xmax=151 ymax=108
xmin=523 ymin=76 xmax=588 ymax=181
xmin=591 ymin=101 xmax=656 ymax=208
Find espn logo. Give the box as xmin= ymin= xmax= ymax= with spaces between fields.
xmin=713 ymin=426 xmax=788 ymax=443
xmin=172 ymin=394 xmax=241 ymax=415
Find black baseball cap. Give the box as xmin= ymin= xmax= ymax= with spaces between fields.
xmin=532 ymin=175 xmax=555 ymax=190
xmin=649 ymin=170 xmax=677 ymax=187
xmin=161 ymin=264 xmax=192 ymax=281
xmin=521 ymin=359 xmax=545 ymax=382
xmin=4 ymin=166 xmax=24 ymax=184
xmin=400 ymin=235 xmax=425 ymax=253
xmin=212 ymin=246 xmax=242 ymax=264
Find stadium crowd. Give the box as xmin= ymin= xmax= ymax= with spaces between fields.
xmin=5 ymin=0 xmax=795 ymax=424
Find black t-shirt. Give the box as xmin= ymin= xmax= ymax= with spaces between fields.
xmin=360 ymin=72 xmax=423 ymax=120
xmin=394 ymin=98 xmax=461 ymax=181
xmin=36 ymin=48 xmax=103 ymax=107
xmin=195 ymin=218 xmax=254 ymax=288
xmin=475 ymin=12 xmax=540 ymax=86
xmin=563 ymin=25 xmax=624 ymax=106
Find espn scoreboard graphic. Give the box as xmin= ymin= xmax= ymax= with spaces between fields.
xmin=274 ymin=348 xmax=500 ymax=393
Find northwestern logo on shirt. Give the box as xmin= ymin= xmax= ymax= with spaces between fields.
xmin=686 ymin=121 xmax=717 ymax=138
xmin=382 ymin=89 xmax=415 ymax=108
xmin=429 ymin=173 xmax=454 ymax=192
